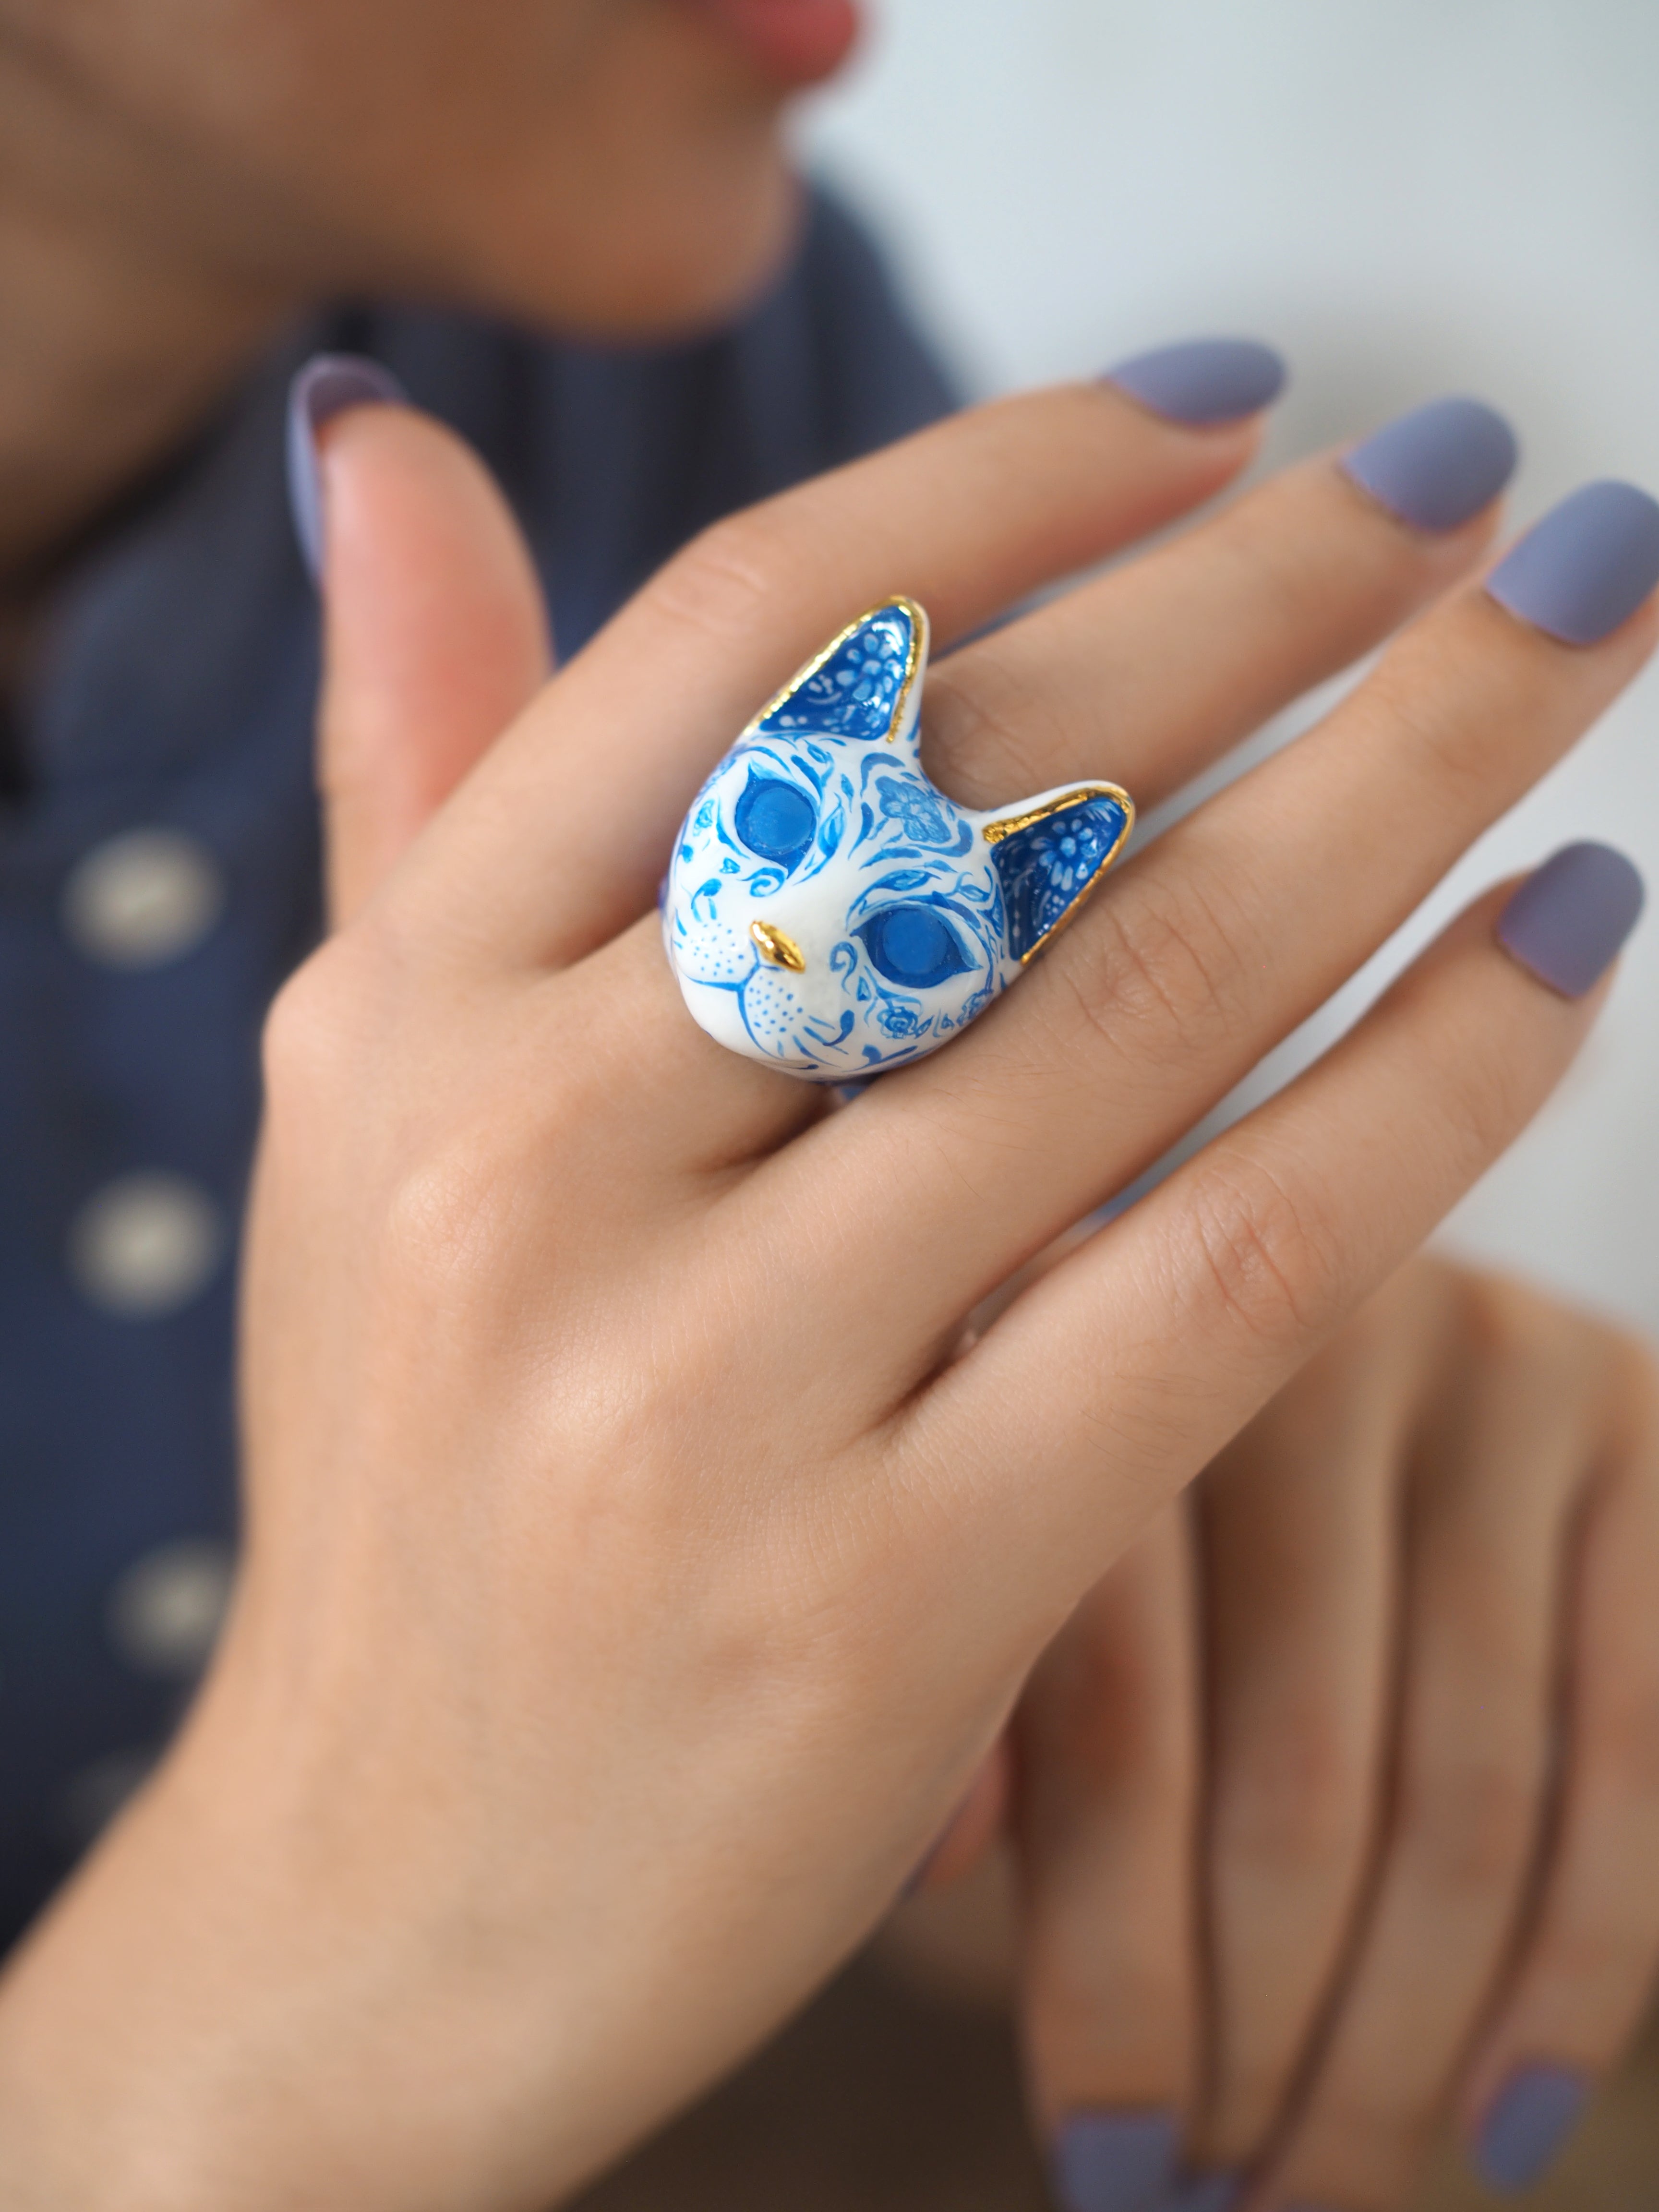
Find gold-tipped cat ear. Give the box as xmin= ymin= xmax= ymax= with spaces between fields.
xmin=750 ymin=597 xmax=927 ymax=747
xmin=982 ymin=783 xmax=1135 ymax=962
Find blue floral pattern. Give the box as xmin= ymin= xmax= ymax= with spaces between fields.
xmin=663 ymin=599 xmax=1133 ymax=1080
xmin=991 ymin=795 xmax=1132 ymax=962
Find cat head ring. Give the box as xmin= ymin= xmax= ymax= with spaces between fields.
xmin=663 ymin=598 xmax=1134 ymax=1082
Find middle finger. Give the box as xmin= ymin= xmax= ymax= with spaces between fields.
xmin=766 ymin=480 xmax=1659 ymax=1380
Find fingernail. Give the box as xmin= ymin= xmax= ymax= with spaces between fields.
xmin=1486 ymin=479 xmax=1659 ymax=644
xmin=1497 ymin=842 xmax=1645 ymax=998
xmin=1342 ymin=396 xmax=1518 ymax=532
xmin=1474 ymin=2065 xmax=1590 ymax=2193
xmin=1104 ymin=338 xmax=1286 ymax=427
xmin=286 ymin=353 xmax=407 ymax=584
xmin=1161 ymin=2173 xmax=1239 ymax=2212
xmin=1049 ymin=2112 xmax=1179 ymax=2212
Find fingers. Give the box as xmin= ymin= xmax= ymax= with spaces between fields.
xmin=783 ymin=494 xmax=1658 ymax=1361
xmin=1255 ymin=1273 xmax=1602 ymax=2210
xmin=1017 ymin=1507 xmax=1201 ymax=2212
xmin=1459 ymin=1348 xmax=1659 ymax=2197
xmin=1181 ymin=1290 xmax=1425 ymax=2187
xmin=315 ymin=404 xmax=551 ymax=927
xmin=900 ymin=876 xmax=1621 ymax=1607
xmin=923 ymin=403 xmax=1508 ymax=815
xmin=390 ymin=378 xmax=1265 ymax=960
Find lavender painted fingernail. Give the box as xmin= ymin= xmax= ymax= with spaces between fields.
xmin=1104 ymin=339 xmax=1286 ymax=427
xmin=1342 ymin=396 xmax=1518 ymax=532
xmin=1161 ymin=2172 xmax=1239 ymax=2212
xmin=1497 ymin=842 xmax=1645 ymax=998
xmin=1475 ymin=2065 xmax=1590 ymax=2193
xmin=1487 ymin=480 xmax=1659 ymax=644
xmin=286 ymin=353 xmax=407 ymax=584
xmin=1049 ymin=2112 xmax=1179 ymax=2212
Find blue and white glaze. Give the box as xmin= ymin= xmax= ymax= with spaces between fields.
xmin=663 ymin=598 xmax=1133 ymax=1080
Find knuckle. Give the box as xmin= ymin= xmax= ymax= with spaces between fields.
xmin=1214 ymin=1705 xmax=1372 ymax=1872
xmin=645 ymin=508 xmax=795 ymax=648
xmin=1280 ymin=2092 xmax=1427 ymax=2205
xmin=1535 ymin=1913 xmax=1655 ymax=2012
xmin=261 ymin=940 xmax=356 ymax=1107
xmin=1177 ymin=1146 xmax=1343 ymax=1353
xmin=261 ymin=914 xmax=425 ymax=1114
xmin=1060 ymin=867 xmax=1254 ymax=1071
xmin=1399 ymin=1751 xmax=1538 ymax=1894
xmin=1587 ymin=1674 xmax=1659 ymax=1800
xmin=379 ymin=1128 xmax=503 ymax=1297
xmin=1456 ymin=1270 xmax=1590 ymax=1392
xmin=1362 ymin=645 xmax=1504 ymax=811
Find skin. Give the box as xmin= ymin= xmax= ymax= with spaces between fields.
xmin=0 ymin=375 xmax=1651 ymax=2210
xmin=892 ymin=1254 xmax=1659 ymax=2211
xmin=0 ymin=0 xmax=840 ymax=578
xmin=0 ymin=10 xmax=1654 ymax=2204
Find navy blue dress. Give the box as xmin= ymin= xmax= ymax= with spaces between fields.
xmin=0 ymin=192 xmax=953 ymax=1943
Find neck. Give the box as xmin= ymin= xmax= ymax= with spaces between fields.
xmin=0 ymin=39 xmax=306 ymax=590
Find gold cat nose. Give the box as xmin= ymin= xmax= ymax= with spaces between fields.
xmin=750 ymin=919 xmax=806 ymax=973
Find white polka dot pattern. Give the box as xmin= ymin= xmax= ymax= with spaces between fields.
xmin=106 ymin=1539 xmax=233 ymax=1677
xmin=67 ymin=1173 xmax=224 ymax=1318
xmin=61 ymin=829 xmax=224 ymax=969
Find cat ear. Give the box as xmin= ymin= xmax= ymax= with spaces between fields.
xmin=752 ymin=598 xmax=927 ymax=748
xmin=983 ymin=785 xmax=1134 ymax=962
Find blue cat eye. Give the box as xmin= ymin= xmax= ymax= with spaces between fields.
xmin=734 ymin=772 xmax=817 ymax=871
xmin=855 ymin=903 xmax=974 ymax=990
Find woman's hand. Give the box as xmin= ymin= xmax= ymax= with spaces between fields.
xmin=0 ymin=369 xmax=1650 ymax=2212
xmin=956 ymin=1254 xmax=1659 ymax=2212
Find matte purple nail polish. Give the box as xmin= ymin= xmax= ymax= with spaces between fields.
xmin=286 ymin=353 xmax=407 ymax=583
xmin=1342 ymin=396 xmax=1518 ymax=532
xmin=1049 ymin=2112 xmax=1179 ymax=2212
xmin=1487 ymin=480 xmax=1659 ymax=645
xmin=1475 ymin=2065 xmax=1589 ymax=2193
xmin=1161 ymin=2172 xmax=1239 ymax=2212
xmin=1497 ymin=842 xmax=1645 ymax=998
xmin=1104 ymin=339 xmax=1286 ymax=427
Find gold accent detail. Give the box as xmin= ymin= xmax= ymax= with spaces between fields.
xmin=980 ymin=783 xmax=1135 ymax=843
xmin=750 ymin=919 xmax=807 ymax=973
xmin=744 ymin=596 xmax=927 ymax=747
xmin=979 ymin=783 xmax=1137 ymax=965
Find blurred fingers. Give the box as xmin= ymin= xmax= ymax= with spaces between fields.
xmin=1177 ymin=1287 xmax=1430 ymax=2198
xmin=1257 ymin=1275 xmax=1620 ymax=2210
xmin=1460 ymin=1344 xmax=1659 ymax=2197
xmin=1018 ymin=1506 xmax=1202 ymax=2212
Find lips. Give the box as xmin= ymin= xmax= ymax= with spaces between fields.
xmin=681 ymin=0 xmax=863 ymax=88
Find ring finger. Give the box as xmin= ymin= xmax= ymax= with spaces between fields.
xmin=1258 ymin=1273 xmax=1607 ymax=2210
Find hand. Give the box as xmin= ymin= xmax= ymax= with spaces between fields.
xmin=0 ymin=372 xmax=1649 ymax=2212
xmin=973 ymin=1255 xmax=1659 ymax=2211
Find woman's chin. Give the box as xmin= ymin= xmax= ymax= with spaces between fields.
xmin=497 ymin=161 xmax=807 ymax=344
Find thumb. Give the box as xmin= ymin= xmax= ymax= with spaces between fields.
xmin=289 ymin=359 xmax=553 ymax=927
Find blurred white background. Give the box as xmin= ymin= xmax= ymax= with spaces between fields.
xmin=800 ymin=0 xmax=1659 ymax=1330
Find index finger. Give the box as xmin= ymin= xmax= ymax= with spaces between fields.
xmin=388 ymin=358 xmax=1276 ymax=962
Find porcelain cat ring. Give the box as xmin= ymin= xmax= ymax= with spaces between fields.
xmin=663 ymin=598 xmax=1134 ymax=1080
